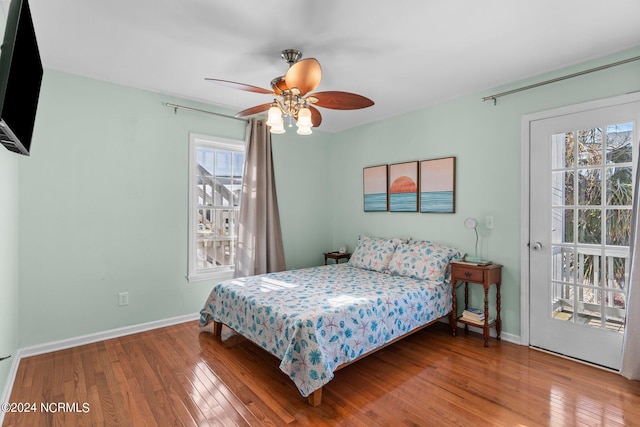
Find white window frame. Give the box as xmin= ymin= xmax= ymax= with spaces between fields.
xmin=188 ymin=132 xmax=245 ymax=282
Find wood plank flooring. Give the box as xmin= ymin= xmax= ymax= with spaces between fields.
xmin=4 ymin=320 xmax=640 ymax=426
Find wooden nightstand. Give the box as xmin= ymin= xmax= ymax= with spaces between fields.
xmin=324 ymin=252 xmax=351 ymax=265
xmin=450 ymin=261 xmax=503 ymax=347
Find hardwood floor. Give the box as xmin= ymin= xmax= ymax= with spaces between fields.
xmin=4 ymin=320 xmax=640 ymax=426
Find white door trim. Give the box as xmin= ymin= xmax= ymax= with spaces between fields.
xmin=520 ymin=91 xmax=640 ymax=346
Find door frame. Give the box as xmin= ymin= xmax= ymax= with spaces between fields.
xmin=520 ymin=91 xmax=640 ymax=346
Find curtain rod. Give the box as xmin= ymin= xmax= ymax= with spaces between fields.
xmin=164 ymin=102 xmax=249 ymax=122
xmin=482 ymin=55 xmax=640 ymax=104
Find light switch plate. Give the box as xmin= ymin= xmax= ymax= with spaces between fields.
xmin=485 ymin=216 xmax=495 ymax=229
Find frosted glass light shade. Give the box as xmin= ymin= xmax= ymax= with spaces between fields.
xmin=296 ymin=107 xmax=312 ymax=128
xmin=270 ymin=117 xmax=285 ymax=134
xmin=266 ymin=105 xmax=282 ymax=127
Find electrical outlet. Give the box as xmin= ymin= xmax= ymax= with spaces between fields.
xmin=118 ymin=292 xmax=129 ymax=306
xmin=485 ymin=216 xmax=495 ymax=230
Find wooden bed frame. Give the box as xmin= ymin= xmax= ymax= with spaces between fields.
xmin=211 ymin=310 xmax=456 ymax=406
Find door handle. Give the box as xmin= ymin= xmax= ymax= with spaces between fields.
xmin=530 ymin=241 xmax=542 ymax=251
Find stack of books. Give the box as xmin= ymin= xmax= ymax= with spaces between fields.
xmin=461 ymin=308 xmax=487 ymax=325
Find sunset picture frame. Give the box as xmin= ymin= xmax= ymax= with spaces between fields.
xmin=419 ymin=156 xmax=456 ymax=213
xmin=388 ymin=161 xmax=418 ymax=212
xmin=363 ymin=164 xmax=388 ymax=212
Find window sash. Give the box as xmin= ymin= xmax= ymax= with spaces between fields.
xmin=188 ymin=133 xmax=244 ymax=282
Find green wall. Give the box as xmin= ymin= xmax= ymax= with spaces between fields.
xmin=328 ymin=47 xmax=640 ymax=336
xmin=17 ymin=70 xmax=332 ymax=347
xmin=272 ymin=129 xmax=334 ymax=267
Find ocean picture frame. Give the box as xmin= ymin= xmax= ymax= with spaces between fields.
xmin=388 ymin=161 xmax=418 ymax=212
xmin=363 ymin=164 xmax=388 ymax=212
xmin=420 ymin=156 xmax=456 ymax=213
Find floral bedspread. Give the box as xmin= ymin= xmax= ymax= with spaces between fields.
xmin=199 ymin=264 xmax=452 ymax=397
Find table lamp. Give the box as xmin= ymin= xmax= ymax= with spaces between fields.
xmin=464 ymin=218 xmax=483 ymax=263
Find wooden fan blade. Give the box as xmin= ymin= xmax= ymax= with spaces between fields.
xmin=310 ymin=91 xmax=374 ymax=110
xmin=284 ymin=58 xmax=322 ymax=96
xmin=235 ymin=103 xmax=272 ymax=118
xmin=309 ymin=105 xmax=322 ymax=127
xmin=205 ymin=78 xmax=274 ymax=95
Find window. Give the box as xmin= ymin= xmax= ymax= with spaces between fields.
xmin=188 ymin=133 xmax=244 ymax=282
xmin=549 ymin=122 xmax=635 ymax=331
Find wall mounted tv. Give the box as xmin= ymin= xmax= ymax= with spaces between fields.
xmin=0 ymin=0 xmax=42 ymax=156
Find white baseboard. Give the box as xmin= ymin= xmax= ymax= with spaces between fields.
xmin=499 ymin=330 xmax=520 ymax=344
xmin=19 ymin=313 xmax=200 ymax=358
xmin=455 ymin=321 xmax=521 ymax=345
xmin=437 ymin=318 xmax=522 ymax=344
xmin=0 ymin=351 xmax=21 ymax=425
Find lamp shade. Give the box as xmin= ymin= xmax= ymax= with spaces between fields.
xmin=463 ymin=217 xmax=482 ymax=262
xmin=464 ymin=218 xmax=478 ymax=229
xmin=296 ymin=107 xmax=313 ymax=128
xmin=269 ymin=117 xmax=285 ymax=134
xmin=266 ymin=105 xmax=283 ymax=127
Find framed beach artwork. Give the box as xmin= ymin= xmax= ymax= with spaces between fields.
xmin=388 ymin=161 xmax=418 ymax=212
xmin=363 ymin=164 xmax=388 ymax=212
xmin=420 ymin=156 xmax=456 ymax=213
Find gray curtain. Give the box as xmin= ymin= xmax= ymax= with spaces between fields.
xmin=234 ymin=118 xmax=286 ymax=278
xmin=620 ymin=160 xmax=640 ymax=379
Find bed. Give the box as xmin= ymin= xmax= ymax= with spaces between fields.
xmin=199 ymin=236 xmax=464 ymax=406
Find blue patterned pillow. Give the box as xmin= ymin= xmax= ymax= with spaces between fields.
xmin=348 ymin=235 xmax=404 ymax=273
xmin=388 ymin=240 xmax=465 ymax=281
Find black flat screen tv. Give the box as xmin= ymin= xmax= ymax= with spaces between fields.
xmin=0 ymin=0 xmax=42 ymax=156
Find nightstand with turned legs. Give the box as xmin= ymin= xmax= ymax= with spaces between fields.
xmin=450 ymin=262 xmax=503 ymax=347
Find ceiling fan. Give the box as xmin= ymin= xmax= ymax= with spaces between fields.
xmin=205 ymin=49 xmax=374 ymax=135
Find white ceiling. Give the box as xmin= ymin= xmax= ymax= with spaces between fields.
xmin=6 ymin=0 xmax=640 ymax=132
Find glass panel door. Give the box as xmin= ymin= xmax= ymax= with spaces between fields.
xmin=529 ymin=100 xmax=640 ymax=370
xmin=549 ymin=124 xmax=632 ymax=333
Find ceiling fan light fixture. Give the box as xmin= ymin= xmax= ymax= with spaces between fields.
xmin=269 ymin=117 xmax=285 ymax=134
xmin=296 ymin=106 xmax=312 ymax=128
xmin=296 ymin=106 xmax=313 ymax=135
xmin=206 ymin=49 xmax=374 ymax=136
xmin=266 ymin=103 xmax=283 ymax=127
